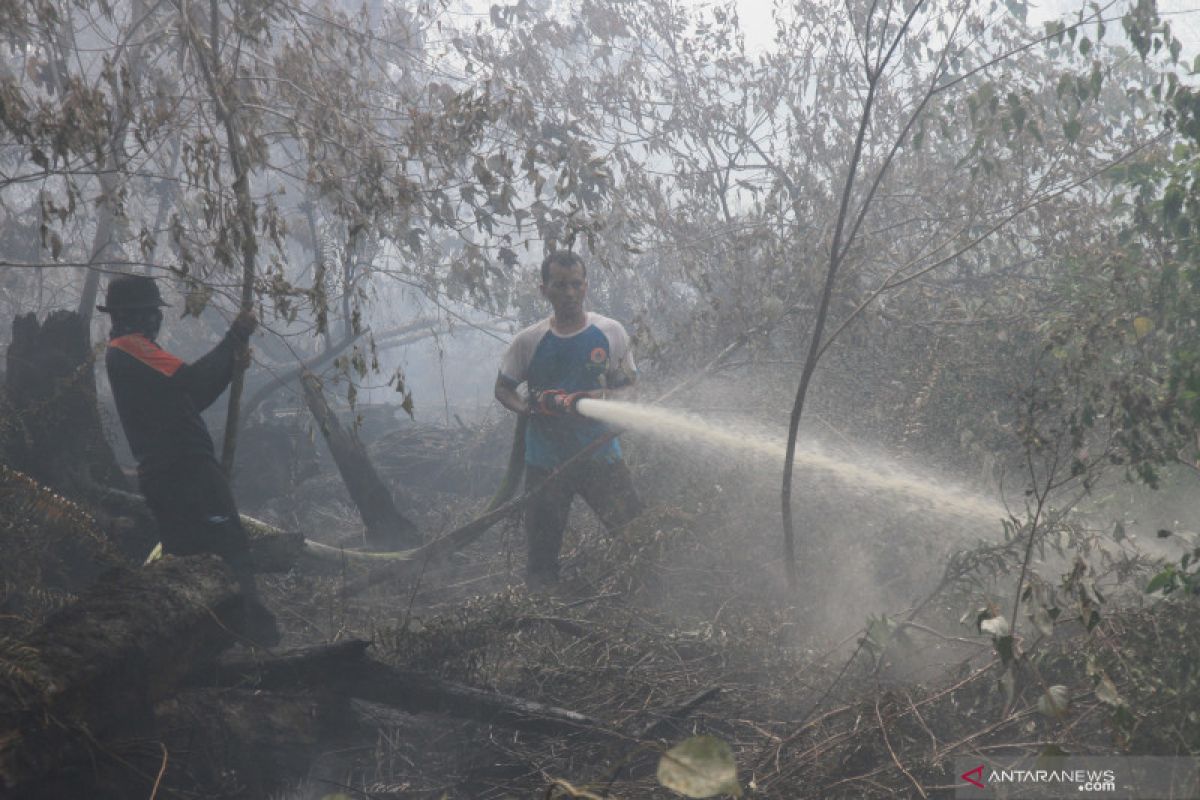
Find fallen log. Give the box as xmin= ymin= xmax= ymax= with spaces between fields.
xmin=0 ymin=555 xmax=243 ymax=795
xmin=301 ymin=371 xmax=420 ymax=549
xmin=353 ymin=659 xmax=605 ymax=737
xmin=239 ymin=514 xmax=308 ymax=571
xmin=101 ymin=484 xmax=430 ymax=573
xmin=101 ymin=486 xmax=308 ymax=572
xmin=207 ymin=639 xmax=608 ymax=738
xmin=195 ymin=639 xmax=371 ymax=689
xmin=147 ymin=688 xmax=356 ymax=799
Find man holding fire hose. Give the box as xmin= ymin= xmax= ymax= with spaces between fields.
xmin=494 ymin=251 xmax=643 ymax=590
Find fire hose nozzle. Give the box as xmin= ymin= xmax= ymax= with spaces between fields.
xmin=532 ymin=390 xmax=587 ymax=416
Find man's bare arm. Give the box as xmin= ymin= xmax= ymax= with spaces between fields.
xmin=495 ymin=375 xmax=530 ymax=416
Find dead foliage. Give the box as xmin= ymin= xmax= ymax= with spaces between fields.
xmin=0 ymin=464 xmax=122 ymax=634
xmin=2 ymin=418 xmax=1198 ymax=798
xmin=257 ymin=429 xmax=1200 ymax=799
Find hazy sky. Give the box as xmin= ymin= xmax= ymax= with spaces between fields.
xmin=448 ymin=0 xmax=1200 ymax=56
xmin=717 ymin=0 xmax=1200 ymax=56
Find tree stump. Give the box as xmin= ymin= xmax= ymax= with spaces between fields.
xmin=3 ymin=311 xmax=127 ymax=497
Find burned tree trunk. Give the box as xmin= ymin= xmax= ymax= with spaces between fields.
xmin=0 ymin=555 xmax=243 ymax=796
xmin=300 ymin=371 xmax=419 ymax=548
xmin=209 ymin=640 xmax=606 ymax=737
xmin=146 ymin=688 xmax=356 ymax=799
xmin=3 ymin=311 xmax=127 ymax=497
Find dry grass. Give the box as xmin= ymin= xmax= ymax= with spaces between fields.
xmin=245 ymin=427 xmax=1200 ymax=799
xmin=4 ymin=418 xmax=1198 ymax=799
xmin=0 ymin=464 xmax=123 ymax=636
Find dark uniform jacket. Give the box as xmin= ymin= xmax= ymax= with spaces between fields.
xmin=105 ymin=330 xmax=245 ymax=481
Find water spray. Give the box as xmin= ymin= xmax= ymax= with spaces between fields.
xmin=574 ymin=398 xmax=1003 ymax=522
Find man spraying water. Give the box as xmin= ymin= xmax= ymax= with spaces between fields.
xmin=494 ymin=251 xmax=642 ymax=590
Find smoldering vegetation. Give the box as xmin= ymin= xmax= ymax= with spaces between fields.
xmin=5 ymin=0 xmax=1200 ymax=796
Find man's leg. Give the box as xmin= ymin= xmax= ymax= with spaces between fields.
xmin=189 ymin=460 xmax=280 ymax=645
xmin=184 ymin=459 xmax=254 ymax=568
xmin=578 ymin=458 xmax=643 ymax=535
xmin=142 ymin=459 xmax=278 ymax=645
xmin=524 ymin=464 xmax=575 ymax=588
xmin=141 ymin=459 xmax=250 ymax=560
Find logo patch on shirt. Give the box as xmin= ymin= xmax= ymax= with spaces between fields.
xmin=589 ymin=346 xmax=607 ymax=364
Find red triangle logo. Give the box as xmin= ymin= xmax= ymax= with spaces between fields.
xmin=961 ymin=764 xmax=986 ymax=788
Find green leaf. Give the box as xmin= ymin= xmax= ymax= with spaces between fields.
xmin=657 ymin=736 xmax=742 ymax=798
xmin=1145 ymin=568 xmax=1176 ymax=594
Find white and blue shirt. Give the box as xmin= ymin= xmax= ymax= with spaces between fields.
xmin=498 ymin=312 xmax=637 ymax=468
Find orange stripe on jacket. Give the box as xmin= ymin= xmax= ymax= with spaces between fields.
xmin=109 ymin=334 xmax=184 ymax=377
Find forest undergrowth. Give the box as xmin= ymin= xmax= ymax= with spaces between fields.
xmin=3 ymin=390 xmax=1199 ymax=798
xmin=223 ymin=415 xmax=1200 ymax=800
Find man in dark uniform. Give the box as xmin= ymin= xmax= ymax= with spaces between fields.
xmin=99 ymin=274 xmax=278 ymax=645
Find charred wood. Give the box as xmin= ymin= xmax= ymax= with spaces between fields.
xmin=204 ymin=638 xmax=607 ymax=738
xmin=3 ymin=311 xmax=127 ymax=499
xmin=99 ymin=486 xmax=307 ymax=572
xmin=300 ymin=371 xmax=420 ymax=549
xmin=147 ymin=688 xmax=356 ymax=799
xmin=350 ymin=660 xmax=605 ymax=737
xmin=0 ymin=555 xmax=243 ymax=795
